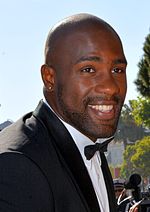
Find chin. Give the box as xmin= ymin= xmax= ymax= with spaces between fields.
xmin=97 ymin=125 xmax=117 ymax=138
xmin=84 ymin=126 xmax=116 ymax=140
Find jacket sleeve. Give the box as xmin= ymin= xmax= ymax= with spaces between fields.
xmin=0 ymin=152 xmax=54 ymax=212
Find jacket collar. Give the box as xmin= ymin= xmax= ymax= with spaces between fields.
xmin=33 ymin=100 xmax=101 ymax=212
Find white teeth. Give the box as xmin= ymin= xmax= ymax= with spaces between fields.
xmin=89 ymin=105 xmax=113 ymax=112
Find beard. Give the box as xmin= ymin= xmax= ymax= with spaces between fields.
xmin=57 ymin=85 xmax=124 ymax=140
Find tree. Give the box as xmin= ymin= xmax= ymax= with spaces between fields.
xmin=120 ymin=144 xmax=136 ymax=179
xmin=130 ymin=97 xmax=150 ymax=129
xmin=134 ymin=33 xmax=150 ymax=97
xmin=115 ymin=104 xmax=147 ymax=147
xmin=131 ymin=136 xmax=150 ymax=178
xmin=120 ymin=136 xmax=150 ymax=179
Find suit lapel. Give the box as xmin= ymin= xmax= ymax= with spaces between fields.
xmin=33 ymin=101 xmax=100 ymax=212
xmin=100 ymin=153 xmax=117 ymax=212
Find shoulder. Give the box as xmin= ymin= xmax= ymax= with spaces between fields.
xmin=0 ymin=111 xmax=48 ymax=153
xmin=0 ymin=151 xmax=53 ymax=211
xmin=0 ymin=112 xmax=32 ymax=151
xmin=0 ymin=151 xmax=49 ymax=186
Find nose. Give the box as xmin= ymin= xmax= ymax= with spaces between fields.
xmin=94 ymin=72 xmax=120 ymax=96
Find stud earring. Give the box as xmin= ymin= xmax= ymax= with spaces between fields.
xmin=48 ymin=85 xmax=53 ymax=91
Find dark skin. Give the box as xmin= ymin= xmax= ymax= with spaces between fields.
xmin=41 ymin=14 xmax=127 ymax=142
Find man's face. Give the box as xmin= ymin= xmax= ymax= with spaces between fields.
xmin=51 ymin=26 xmax=127 ymax=141
xmin=114 ymin=186 xmax=124 ymax=199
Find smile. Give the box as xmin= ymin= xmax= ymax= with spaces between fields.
xmin=88 ymin=105 xmax=113 ymax=112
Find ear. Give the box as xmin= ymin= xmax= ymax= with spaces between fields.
xmin=41 ymin=64 xmax=55 ymax=91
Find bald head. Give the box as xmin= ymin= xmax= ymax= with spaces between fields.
xmin=44 ymin=13 xmax=122 ymax=68
xmin=41 ymin=13 xmax=127 ymax=140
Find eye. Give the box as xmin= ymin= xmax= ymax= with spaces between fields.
xmin=112 ymin=67 xmax=124 ymax=74
xmin=81 ymin=67 xmax=95 ymax=73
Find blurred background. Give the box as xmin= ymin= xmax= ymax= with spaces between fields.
xmin=0 ymin=0 xmax=150 ymax=195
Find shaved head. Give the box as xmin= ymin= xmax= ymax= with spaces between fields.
xmin=41 ymin=13 xmax=127 ymax=140
xmin=44 ymin=13 xmax=122 ymax=69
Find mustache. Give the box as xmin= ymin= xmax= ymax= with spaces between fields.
xmin=83 ymin=94 xmax=122 ymax=106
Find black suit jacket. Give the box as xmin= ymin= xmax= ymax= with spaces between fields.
xmin=0 ymin=100 xmax=117 ymax=212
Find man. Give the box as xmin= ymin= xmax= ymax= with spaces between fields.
xmin=113 ymin=179 xmax=125 ymax=200
xmin=0 ymin=13 xmax=127 ymax=211
xmin=113 ymin=178 xmax=133 ymax=212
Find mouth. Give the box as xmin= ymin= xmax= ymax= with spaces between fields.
xmin=88 ymin=104 xmax=115 ymax=120
xmin=88 ymin=104 xmax=113 ymax=112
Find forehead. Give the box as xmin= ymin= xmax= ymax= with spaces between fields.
xmin=47 ymin=20 xmax=126 ymax=71
xmin=59 ymin=22 xmax=119 ymax=46
xmin=68 ymin=27 xmax=121 ymax=51
xmin=57 ymin=28 xmax=125 ymax=66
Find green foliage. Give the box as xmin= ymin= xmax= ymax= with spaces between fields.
xmin=120 ymin=136 xmax=150 ymax=179
xmin=131 ymin=137 xmax=150 ymax=177
xmin=130 ymin=97 xmax=150 ymax=128
xmin=120 ymin=145 xmax=136 ymax=178
xmin=135 ymin=33 xmax=150 ymax=97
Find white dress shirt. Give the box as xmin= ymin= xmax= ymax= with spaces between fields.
xmin=44 ymin=100 xmax=110 ymax=212
xmin=61 ymin=121 xmax=110 ymax=212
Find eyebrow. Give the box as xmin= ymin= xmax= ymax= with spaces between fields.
xmin=75 ymin=56 xmax=127 ymax=65
xmin=75 ymin=56 xmax=102 ymax=64
xmin=113 ymin=58 xmax=127 ymax=65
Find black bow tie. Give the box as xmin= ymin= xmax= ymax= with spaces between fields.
xmin=84 ymin=137 xmax=114 ymax=160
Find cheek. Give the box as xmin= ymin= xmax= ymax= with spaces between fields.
xmin=119 ymin=84 xmax=126 ymax=96
xmin=62 ymin=80 xmax=90 ymax=106
xmin=117 ymin=77 xmax=127 ymax=99
xmin=121 ymin=81 xmax=127 ymax=99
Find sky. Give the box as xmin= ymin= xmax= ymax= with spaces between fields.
xmin=0 ymin=0 xmax=150 ymax=123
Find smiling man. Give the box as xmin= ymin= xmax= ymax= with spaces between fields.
xmin=0 ymin=13 xmax=127 ymax=212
